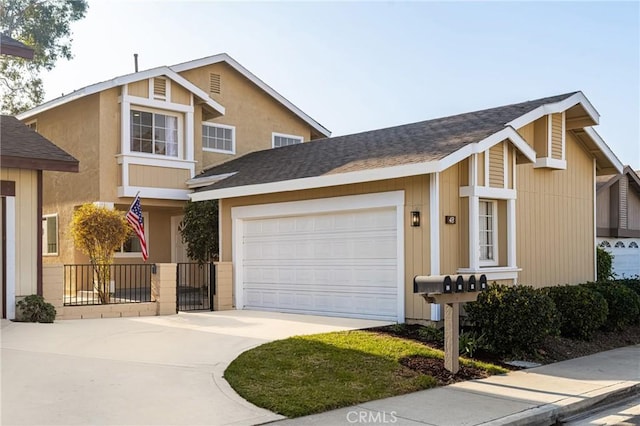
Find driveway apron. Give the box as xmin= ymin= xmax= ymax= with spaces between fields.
xmin=1 ymin=311 xmax=388 ymax=426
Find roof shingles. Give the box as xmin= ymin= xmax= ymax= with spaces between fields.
xmin=1 ymin=115 xmax=79 ymax=172
xmin=195 ymin=92 xmax=578 ymax=192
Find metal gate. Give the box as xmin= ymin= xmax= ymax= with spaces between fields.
xmin=176 ymin=263 xmax=215 ymax=311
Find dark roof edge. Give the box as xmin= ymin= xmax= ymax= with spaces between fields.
xmin=1 ymin=156 xmax=79 ymax=172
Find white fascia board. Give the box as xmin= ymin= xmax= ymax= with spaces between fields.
xmin=186 ymin=172 xmax=237 ymax=189
xmin=170 ymin=53 xmax=330 ymax=137
xmin=583 ymin=127 xmax=624 ymax=174
xmin=438 ymin=127 xmax=536 ymax=172
xmin=534 ymin=158 xmax=567 ymax=169
xmin=506 ymin=92 xmax=600 ymax=130
xmin=190 ymin=160 xmax=440 ymax=201
xmin=459 ymin=186 xmax=517 ymax=200
xmin=17 ymin=66 xmax=224 ymax=120
xmin=118 ymin=186 xmax=191 ymax=200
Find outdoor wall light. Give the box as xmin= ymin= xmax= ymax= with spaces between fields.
xmin=411 ymin=211 xmax=421 ymax=227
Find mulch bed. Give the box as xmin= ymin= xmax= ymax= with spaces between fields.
xmin=400 ymin=355 xmax=490 ymax=386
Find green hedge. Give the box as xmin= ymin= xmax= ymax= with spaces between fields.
xmin=466 ymin=284 xmax=559 ymax=355
xmin=545 ymin=285 xmax=608 ymax=340
xmin=582 ymin=282 xmax=640 ymax=330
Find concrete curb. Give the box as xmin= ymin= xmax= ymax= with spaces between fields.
xmin=480 ymin=381 xmax=640 ymax=426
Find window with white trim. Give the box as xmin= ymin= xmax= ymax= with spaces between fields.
xmin=42 ymin=214 xmax=58 ymax=255
xmin=479 ymin=200 xmax=498 ymax=266
xmin=202 ymin=123 xmax=235 ymax=154
xmin=116 ymin=212 xmax=149 ymax=257
xmin=130 ymin=110 xmax=178 ymax=157
xmin=272 ymin=132 xmax=303 ymax=148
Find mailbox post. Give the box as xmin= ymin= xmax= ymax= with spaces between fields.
xmin=413 ymin=274 xmax=487 ymax=374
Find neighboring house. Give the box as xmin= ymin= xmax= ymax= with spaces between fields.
xmin=1 ymin=116 xmax=79 ymax=319
xmin=190 ymin=91 xmax=622 ymax=323
xmin=16 ymin=53 xmax=330 ymax=266
xmin=596 ymin=166 xmax=640 ymax=277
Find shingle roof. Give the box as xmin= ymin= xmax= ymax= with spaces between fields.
xmin=195 ymin=92 xmax=578 ymax=192
xmin=0 ymin=115 xmax=79 ymax=172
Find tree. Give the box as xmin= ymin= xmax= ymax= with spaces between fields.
xmin=179 ymin=199 xmax=219 ymax=265
xmin=0 ymin=0 xmax=88 ymax=113
xmin=597 ymin=246 xmax=615 ymax=281
xmin=70 ymin=203 xmax=131 ymax=304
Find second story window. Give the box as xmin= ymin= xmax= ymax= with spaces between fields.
xmin=202 ymin=123 xmax=235 ymax=154
xmin=131 ymin=110 xmax=178 ymax=157
xmin=273 ymin=132 xmax=303 ymax=148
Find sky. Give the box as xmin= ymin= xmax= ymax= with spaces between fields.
xmin=41 ymin=0 xmax=640 ymax=169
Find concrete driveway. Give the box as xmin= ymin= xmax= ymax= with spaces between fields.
xmin=1 ymin=311 xmax=388 ymax=426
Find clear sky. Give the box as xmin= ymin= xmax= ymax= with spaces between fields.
xmin=42 ymin=0 xmax=640 ymax=169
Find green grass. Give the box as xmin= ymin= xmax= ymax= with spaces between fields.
xmin=224 ymin=330 xmax=507 ymax=417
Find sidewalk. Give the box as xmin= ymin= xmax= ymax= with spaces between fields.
xmin=273 ymin=345 xmax=640 ymax=426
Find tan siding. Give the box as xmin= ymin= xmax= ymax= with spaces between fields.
xmin=516 ymin=132 xmax=595 ymax=287
xmin=551 ymin=113 xmax=563 ymax=159
xmin=517 ymin=122 xmax=535 ymax=149
xmin=128 ymin=80 xmax=148 ymax=98
xmin=596 ymin=186 xmax=610 ymax=229
xmin=498 ymin=200 xmax=507 ymax=265
xmin=220 ymin=176 xmax=435 ymax=321
xmin=507 ymin=146 xmax=514 ymax=189
xmin=128 ymin=164 xmax=190 ymax=189
xmin=534 ymin=116 xmax=549 ymax=158
xmin=489 ymin=143 xmax=504 ymax=188
xmin=440 ymin=165 xmax=461 ymax=275
xmin=0 ymin=168 xmax=38 ymax=296
xmin=170 ymin=82 xmax=191 ymax=105
xmin=459 ymin=158 xmax=469 ymax=187
xmin=477 ymin=152 xmax=485 ymax=186
xmin=179 ymin=62 xmax=316 ymax=173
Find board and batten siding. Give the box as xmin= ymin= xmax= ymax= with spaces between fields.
xmin=515 ymin=131 xmax=595 ymax=287
xmin=128 ymin=164 xmax=190 ymax=189
xmin=219 ymin=175 xmax=434 ymax=321
xmin=0 ymin=168 xmax=38 ymax=297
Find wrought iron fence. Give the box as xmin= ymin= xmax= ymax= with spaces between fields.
xmin=177 ymin=263 xmax=215 ymax=311
xmin=64 ymin=264 xmax=153 ymax=306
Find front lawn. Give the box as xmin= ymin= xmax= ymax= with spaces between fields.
xmin=224 ymin=330 xmax=506 ymax=418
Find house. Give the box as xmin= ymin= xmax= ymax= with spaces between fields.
xmin=16 ymin=53 xmax=330 ymax=266
xmin=1 ymin=116 xmax=79 ymax=319
xmin=190 ymin=91 xmax=622 ymax=323
xmin=596 ymin=166 xmax=640 ymax=277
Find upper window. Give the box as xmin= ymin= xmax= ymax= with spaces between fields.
xmin=479 ymin=200 xmax=498 ymax=266
xmin=203 ymin=123 xmax=235 ymax=154
xmin=42 ymin=214 xmax=58 ymax=256
xmin=273 ymin=132 xmax=303 ymax=148
xmin=130 ymin=110 xmax=178 ymax=157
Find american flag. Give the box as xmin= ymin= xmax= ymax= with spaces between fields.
xmin=126 ymin=194 xmax=148 ymax=261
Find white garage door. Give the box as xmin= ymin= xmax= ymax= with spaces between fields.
xmin=237 ymin=197 xmax=402 ymax=321
xmin=598 ymin=238 xmax=640 ymax=278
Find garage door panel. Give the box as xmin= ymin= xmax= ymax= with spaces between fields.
xmin=241 ymin=207 xmax=399 ymax=321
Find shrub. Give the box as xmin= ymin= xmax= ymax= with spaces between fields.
xmin=459 ymin=331 xmax=486 ymax=357
xmin=583 ymin=282 xmax=640 ymax=330
xmin=417 ymin=326 xmax=444 ymax=344
xmin=465 ymin=283 xmax=559 ymax=355
xmin=545 ymin=285 xmax=608 ymax=340
xmin=16 ymin=295 xmax=56 ymax=323
xmin=597 ymin=247 xmax=615 ymax=281
xmin=614 ymin=277 xmax=640 ymax=298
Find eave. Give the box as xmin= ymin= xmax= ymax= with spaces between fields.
xmin=0 ymin=155 xmax=79 ymax=173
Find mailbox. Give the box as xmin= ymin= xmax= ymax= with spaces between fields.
xmin=455 ymin=275 xmax=465 ymax=292
xmin=478 ymin=274 xmax=488 ymax=291
xmin=413 ymin=275 xmax=453 ymax=294
xmin=467 ymin=275 xmax=477 ymax=292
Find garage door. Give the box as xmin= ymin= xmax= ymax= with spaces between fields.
xmin=598 ymin=238 xmax=640 ymax=278
xmin=238 ymin=200 xmax=401 ymax=321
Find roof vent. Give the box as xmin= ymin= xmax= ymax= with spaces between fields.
xmin=153 ymin=77 xmax=167 ymax=100
xmin=210 ymin=73 xmax=221 ymax=94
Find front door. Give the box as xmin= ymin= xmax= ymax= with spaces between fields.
xmin=171 ymin=215 xmax=190 ymax=263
